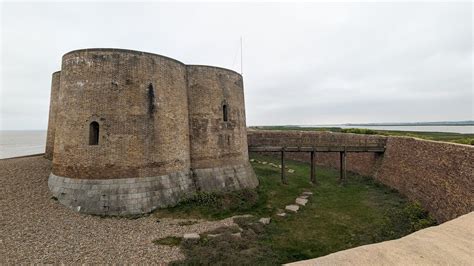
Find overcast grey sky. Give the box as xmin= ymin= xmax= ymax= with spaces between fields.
xmin=1 ymin=1 xmax=472 ymax=130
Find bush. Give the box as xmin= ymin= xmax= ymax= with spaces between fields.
xmin=376 ymin=202 xmax=436 ymax=241
xmin=180 ymin=188 xmax=259 ymax=213
xmin=341 ymin=128 xmax=378 ymax=135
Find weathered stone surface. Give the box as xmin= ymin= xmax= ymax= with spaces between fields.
xmin=277 ymin=212 xmax=287 ymax=217
xmin=183 ymin=233 xmax=200 ymax=240
xmin=296 ymin=198 xmax=308 ymax=206
xmin=231 ymin=232 xmax=241 ymax=238
xmin=288 ymin=169 xmax=295 ymax=173
xmin=259 ymin=217 xmax=271 ymax=225
xmin=193 ymin=163 xmax=258 ymax=192
xmin=302 ymin=192 xmax=313 ymax=196
xmin=49 ymin=172 xmax=195 ymax=215
xmin=44 ymin=72 xmax=60 ymax=160
xmin=285 ymin=205 xmax=299 ymax=212
xmin=299 ymin=195 xmax=309 ymax=199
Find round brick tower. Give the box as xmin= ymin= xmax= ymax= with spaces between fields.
xmin=47 ymin=48 xmax=257 ymax=215
xmin=187 ymin=65 xmax=257 ymax=191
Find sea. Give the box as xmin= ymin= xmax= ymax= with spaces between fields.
xmin=1 ymin=125 xmax=473 ymax=159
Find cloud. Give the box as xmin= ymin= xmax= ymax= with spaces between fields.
xmin=1 ymin=2 xmax=472 ymax=129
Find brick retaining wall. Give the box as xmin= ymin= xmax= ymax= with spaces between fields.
xmin=248 ymin=130 xmax=474 ymax=222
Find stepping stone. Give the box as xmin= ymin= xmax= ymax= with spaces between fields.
xmin=262 ymin=162 xmax=268 ymax=165
xmin=296 ymin=197 xmax=308 ymax=206
xmin=302 ymin=191 xmax=313 ymax=196
xmin=259 ymin=217 xmax=271 ymax=225
xmin=278 ymin=165 xmax=282 ymax=168
xmin=276 ymin=212 xmax=287 ymax=217
xmin=288 ymin=169 xmax=295 ymax=173
xmin=231 ymin=232 xmax=242 ymax=238
xmin=207 ymin=234 xmax=221 ymax=238
xmin=285 ymin=204 xmax=299 ymax=212
xmin=299 ymin=195 xmax=309 ymax=199
xmin=183 ymin=233 xmax=200 ymax=240
xmin=250 ymin=159 xmax=255 ymax=162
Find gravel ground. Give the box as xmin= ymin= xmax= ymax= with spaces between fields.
xmin=0 ymin=156 xmax=236 ymax=264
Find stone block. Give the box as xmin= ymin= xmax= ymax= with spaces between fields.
xmin=183 ymin=233 xmax=200 ymax=240
xmin=285 ymin=204 xmax=299 ymax=212
xmin=296 ymin=197 xmax=308 ymax=206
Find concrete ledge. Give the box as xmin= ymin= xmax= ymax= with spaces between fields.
xmin=48 ymin=171 xmax=195 ymax=216
xmin=48 ymin=162 xmax=258 ymax=215
xmin=193 ymin=163 xmax=258 ymax=192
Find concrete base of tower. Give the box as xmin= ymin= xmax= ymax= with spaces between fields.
xmin=192 ymin=163 xmax=259 ymax=192
xmin=48 ymin=162 xmax=258 ymax=216
xmin=48 ymin=171 xmax=195 ymax=216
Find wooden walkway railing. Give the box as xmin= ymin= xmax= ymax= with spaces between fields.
xmin=248 ymin=145 xmax=385 ymax=185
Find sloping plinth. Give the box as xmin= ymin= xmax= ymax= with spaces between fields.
xmin=48 ymin=163 xmax=258 ymax=216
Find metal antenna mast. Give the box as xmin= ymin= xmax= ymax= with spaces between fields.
xmin=240 ymin=36 xmax=243 ymax=76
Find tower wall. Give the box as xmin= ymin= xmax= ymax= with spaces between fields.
xmin=47 ymin=48 xmax=257 ymax=215
xmin=186 ymin=66 xmax=258 ymax=191
xmin=49 ymin=49 xmax=193 ymax=215
xmin=52 ymin=49 xmax=191 ymax=179
xmin=45 ymin=71 xmax=61 ymax=160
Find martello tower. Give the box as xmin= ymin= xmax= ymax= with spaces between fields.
xmin=46 ymin=48 xmax=258 ymax=215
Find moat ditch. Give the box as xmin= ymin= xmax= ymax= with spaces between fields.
xmin=152 ymin=153 xmax=436 ymax=265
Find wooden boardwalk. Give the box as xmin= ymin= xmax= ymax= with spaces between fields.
xmin=248 ymin=145 xmax=385 ymax=185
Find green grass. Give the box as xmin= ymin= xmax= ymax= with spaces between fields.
xmin=154 ymin=154 xmax=436 ymax=264
xmin=252 ymin=126 xmax=474 ymax=145
xmin=153 ymin=236 xmax=182 ymax=246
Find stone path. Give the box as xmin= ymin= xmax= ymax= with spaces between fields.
xmin=282 ymin=191 xmax=313 ymax=215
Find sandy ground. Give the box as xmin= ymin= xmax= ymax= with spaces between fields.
xmin=287 ymin=212 xmax=474 ymax=266
xmin=0 ymin=155 xmax=236 ymax=264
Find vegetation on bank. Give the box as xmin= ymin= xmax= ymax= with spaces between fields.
xmin=251 ymin=126 xmax=474 ymax=145
xmin=153 ymin=154 xmax=436 ymax=264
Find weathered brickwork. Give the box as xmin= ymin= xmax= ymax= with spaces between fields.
xmin=44 ymin=71 xmax=61 ymax=160
xmin=375 ymin=137 xmax=473 ymax=222
xmin=248 ymin=130 xmax=473 ymax=222
xmin=187 ymin=66 xmax=250 ymax=169
xmin=46 ymin=48 xmax=257 ymax=215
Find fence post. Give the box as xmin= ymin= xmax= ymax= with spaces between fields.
xmin=281 ymin=148 xmax=287 ymax=184
xmin=310 ymin=150 xmax=317 ymax=184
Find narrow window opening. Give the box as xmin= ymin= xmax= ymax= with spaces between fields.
xmin=89 ymin=121 xmax=99 ymax=145
xmin=223 ymin=104 xmax=228 ymax=122
xmin=147 ymin=83 xmax=155 ymax=115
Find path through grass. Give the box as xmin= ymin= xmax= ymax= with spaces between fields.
xmin=153 ymin=154 xmax=436 ymax=264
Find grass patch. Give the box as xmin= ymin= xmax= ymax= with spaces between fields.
xmin=172 ymin=217 xmax=279 ymax=265
xmin=153 ymin=236 xmax=182 ymax=246
xmin=157 ymin=154 xmax=436 ymax=264
xmin=153 ymin=188 xmax=260 ymax=220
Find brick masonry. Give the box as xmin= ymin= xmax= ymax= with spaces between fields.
xmin=44 ymin=71 xmax=61 ymax=160
xmin=45 ymin=48 xmax=258 ymax=215
xmin=248 ymin=130 xmax=473 ymax=222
